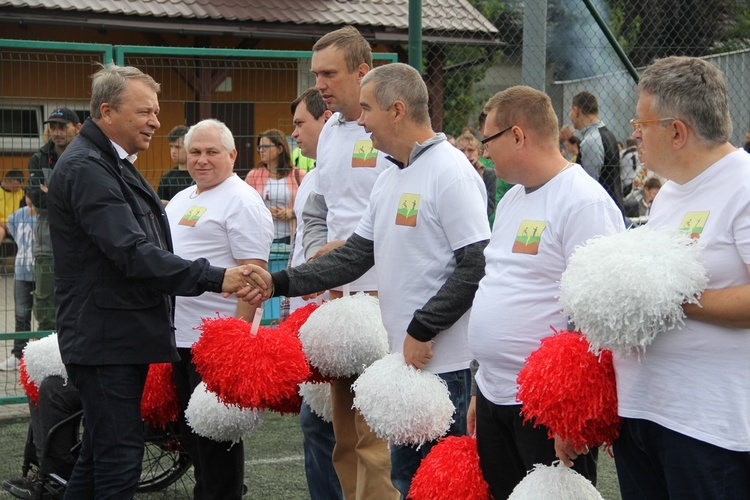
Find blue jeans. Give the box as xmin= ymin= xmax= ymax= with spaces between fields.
xmin=390 ymin=368 xmax=471 ymax=498
xmin=12 ymin=279 xmax=34 ymax=358
xmin=300 ymin=398 xmax=343 ymax=500
xmin=63 ymin=363 xmax=148 ymax=500
xmin=614 ymin=417 xmax=750 ymax=500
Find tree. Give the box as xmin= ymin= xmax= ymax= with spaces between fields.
xmin=438 ymin=0 xmax=521 ymax=136
xmin=610 ymin=0 xmax=746 ymax=67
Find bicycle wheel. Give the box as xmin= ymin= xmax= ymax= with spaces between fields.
xmin=136 ymin=422 xmax=193 ymax=493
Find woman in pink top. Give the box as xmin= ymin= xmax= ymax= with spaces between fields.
xmin=245 ymin=129 xmax=305 ymax=244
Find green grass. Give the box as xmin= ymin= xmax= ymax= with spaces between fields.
xmin=0 ymin=409 xmax=622 ymax=499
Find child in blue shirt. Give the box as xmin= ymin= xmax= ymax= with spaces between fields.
xmin=0 ymin=193 xmax=37 ymax=371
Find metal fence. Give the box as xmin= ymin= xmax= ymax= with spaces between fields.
xmin=426 ymin=0 xmax=750 ymax=147
xmin=2 ymin=0 xmax=750 ymax=402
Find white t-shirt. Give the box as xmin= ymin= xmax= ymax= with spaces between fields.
xmin=614 ymin=148 xmax=750 ymax=452
xmin=166 ymin=174 xmax=274 ymax=348
xmin=314 ymin=113 xmax=390 ymax=291
xmin=469 ymin=165 xmax=625 ymax=405
xmin=263 ymin=176 xmax=291 ymax=239
xmin=355 ymin=140 xmax=491 ymax=374
xmin=289 ymin=168 xmax=320 ymax=313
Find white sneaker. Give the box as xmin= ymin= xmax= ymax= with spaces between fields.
xmin=0 ymin=355 xmax=19 ymax=371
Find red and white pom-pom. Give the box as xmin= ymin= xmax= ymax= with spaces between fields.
xmin=141 ymin=363 xmax=179 ymax=429
xmin=185 ymin=382 xmax=264 ymax=444
xmin=352 ymin=353 xmax=454 ymax=447
xmin=508 ymin=463 xmax=603 ymax=500
xmin=300 ymin=293 xmax=388 ymax=378
xmin=278 ymin=302 xmax=333 ymax=384
xmin=559 ymin=226 xmax=707 ymax=355
xmin=23 ymin=333 xmax=66 ymax=386
xmin=192 ymin=315 xmax=310 ymax=410
xmin=19 ymin=358 xmax=39 ymax=405
xmin=299 ymin=382 xmax=333 ymax=423
xmin=517 ymin=330 xmax=619 ymax=450
xmin=408 ymin=436 xmax=490 ymax=500
xmin=277 ymin=302 xmax=319 ymax=336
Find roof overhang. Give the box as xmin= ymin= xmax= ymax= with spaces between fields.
xmin=0 ymin=8 xmax=501 ymax=47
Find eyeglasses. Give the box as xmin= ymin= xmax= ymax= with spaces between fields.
xmin=257 ymin=144 xmax=277 ymax=151
xmin=629 ymin=117 xmax=676 ymax=134
xmin=481 ymin=125 xmax=513 ymax=148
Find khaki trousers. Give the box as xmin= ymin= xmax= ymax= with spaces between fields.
xmin=328 ymin=289 xmax=399 ymax=500
xmin=331 ymin=377 xmax=399 ymax=500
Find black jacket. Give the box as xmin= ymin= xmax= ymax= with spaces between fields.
xmin=47 ymin=118 xmax=225 ymax=365
xmin=27 ymin=140 xmax=58 ymax=211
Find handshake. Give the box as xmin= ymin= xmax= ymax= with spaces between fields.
xmin=222 ymin=264 xmax=274 ymax=304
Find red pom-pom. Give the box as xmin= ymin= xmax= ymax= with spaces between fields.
xmin=141 ymin=363 xmax=179 ymax=429
xmin=517 ymin=330 xmax=620 ymax=450
xmin=19 ymin=357 xmax=39 ymax=405
xmin=192 ymin=315 xmax=311 ymax=410
xmin=267 ymin=390 xmax=303 ymax=415
xmin=408 ymin=436 xmax=490 ymax=500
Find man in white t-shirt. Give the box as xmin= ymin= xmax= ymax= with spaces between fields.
xmin=287 ymin=88 xmax=343 ymax=500
xmin=613 ymin=56 xmax=750 ymax=500
xmin=166 ymin=119 xmax=273 ymax=500
xmin=300 ymin=26 xmax=397 ymax=500
xmin=245 ymin=63 xmax=491 ymax=498
xmin=467 ymin=86 xmax=625 ymax=499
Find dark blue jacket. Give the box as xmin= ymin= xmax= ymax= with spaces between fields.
xmin=48 ymin=118 xmax=225 ymax=365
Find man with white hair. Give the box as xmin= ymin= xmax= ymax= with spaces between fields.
xmin=167 ymin=119 xmax=273 ymax=500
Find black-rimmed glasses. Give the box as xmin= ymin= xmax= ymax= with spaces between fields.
xmin=481 ymin=125 xmax=513 ymax=147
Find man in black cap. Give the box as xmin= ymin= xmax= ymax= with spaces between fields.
xmin=27 ymin=107 xmax=82 ymax=335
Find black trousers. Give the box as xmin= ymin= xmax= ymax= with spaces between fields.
xmin=173 ymin=348 xmax=245 ymax=500
xmin=475 ymin=388 xmax=598 ymax=499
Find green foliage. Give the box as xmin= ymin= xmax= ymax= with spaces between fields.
xmin=609 ymin=0 xmax=747 ymax=67
xmin=441 ymin=46 xmax=496 ymax=136
xmin=439 ymin=0 xmax=517 ymax=135
xmin=715 ymin=1 xmax=750 ymax=51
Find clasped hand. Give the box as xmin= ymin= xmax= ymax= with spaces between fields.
xmin=221 ymin=264 xmax=272 ymax=303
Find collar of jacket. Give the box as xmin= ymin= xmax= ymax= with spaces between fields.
xmin=77 ymin=118 xmax=164 ymax=212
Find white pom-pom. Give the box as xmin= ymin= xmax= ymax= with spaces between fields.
xmin=299 ymin=293 xmax=389 ymax=377
xmin=508 ymin=463 xmax=603 ymax=500
xmin=560 ymin=226 xmax=707 ymax=355
xmin=185 ymin=382 xmax=264 ymax=443
xmin=23 ymin=333 xmax=66 ymax=385
xmin=299 ymin=382 xmax=333 ymax=423
xmin=352 ymin=353 xmax=454 ymax=447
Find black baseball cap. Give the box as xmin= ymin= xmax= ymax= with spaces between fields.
xmin=44 ymin=108 xmax=80 ymax=125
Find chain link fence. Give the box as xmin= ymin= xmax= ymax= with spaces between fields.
xmin=427 ymin=0 xmax=750 ymax=148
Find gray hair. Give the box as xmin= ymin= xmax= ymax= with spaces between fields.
xmin=360 ymin=63 xmax=430 ymax=127
xmin=183 ymin=119 xmax=236 ymax=153
xmin=90 ymin=63 xmax=160 ymax=119
xmin=638 ymin=56 xmax=732 ymax=146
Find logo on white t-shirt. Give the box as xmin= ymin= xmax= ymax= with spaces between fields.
xmin=351 ymin=140 xmax=378 ymax=168
xmin=395 ymin=193 xmax=420 ymax=227
xmin=512 ymin=220 xmax=546 ymax=254
xmin=679 ymin=211 xmax=710 ymax=239
xmin=178 ymin=206 xmax=207 ymax=227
